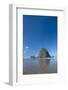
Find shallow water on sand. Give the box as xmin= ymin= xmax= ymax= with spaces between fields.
xmin=23 ymin=58 xmax=57 ymax=75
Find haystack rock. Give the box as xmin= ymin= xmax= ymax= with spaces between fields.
xmin=39 ymin=48 xmax=50 ymax=58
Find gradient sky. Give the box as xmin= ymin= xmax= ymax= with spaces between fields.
xmin=23 ymin=15 xmax=57 ymax=58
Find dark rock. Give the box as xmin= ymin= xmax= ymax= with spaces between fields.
xmin=39 ymin=48 xmax=50 ymax=58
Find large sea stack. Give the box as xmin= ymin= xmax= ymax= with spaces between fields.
xmin=39 ymin=48 xmax=50 ymax=58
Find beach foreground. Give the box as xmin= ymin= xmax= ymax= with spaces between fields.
xmin=23 ymin=58 xmax=57 ymax=75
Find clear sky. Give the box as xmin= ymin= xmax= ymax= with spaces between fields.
xmin=23 ymin=15 xmax=57 ymax=58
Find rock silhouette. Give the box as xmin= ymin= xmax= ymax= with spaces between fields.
xmin=39 ymin=48 xmax=50 ymax=58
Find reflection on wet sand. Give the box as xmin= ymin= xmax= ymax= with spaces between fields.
xmin=39 ymin=59 xmax=50 ymax=72
xmin=23 ymin=58 xmax=57 ymax=75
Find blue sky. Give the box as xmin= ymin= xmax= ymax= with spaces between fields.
xmin=23 ymin=15 xmax=57 ymax=58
